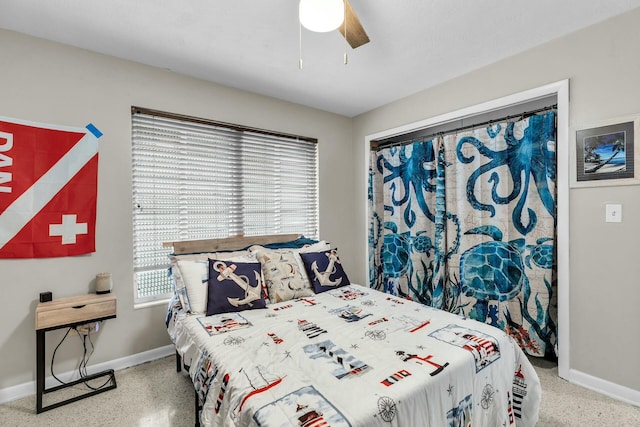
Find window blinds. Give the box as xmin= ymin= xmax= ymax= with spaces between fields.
xmin=131 ymin=109 xmax=319 ymax=303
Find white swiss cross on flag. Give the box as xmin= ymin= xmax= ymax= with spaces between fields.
xmin=0 ymin=117 xmax=101 ymax=258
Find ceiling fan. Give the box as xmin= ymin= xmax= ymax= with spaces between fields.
xmin=299 ymin=0 xmax=370 ymax=49
xmin=339 ymin=0 xmax=370 ymax=49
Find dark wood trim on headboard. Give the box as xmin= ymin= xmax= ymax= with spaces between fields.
xmin=163 ymin=234 xmax=302 ymax=255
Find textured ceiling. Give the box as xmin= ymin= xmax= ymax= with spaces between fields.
xmin=2 ymin=0 xmax=640 ymax=117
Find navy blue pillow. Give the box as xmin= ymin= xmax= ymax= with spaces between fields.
xmin=299 ymin=249 xmax=350 ymax=293
xmin=207 ymin=259 xmax=266 ymax=315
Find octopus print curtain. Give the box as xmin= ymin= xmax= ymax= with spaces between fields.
xmin=368 ymin=111 xmax=557 ymax=357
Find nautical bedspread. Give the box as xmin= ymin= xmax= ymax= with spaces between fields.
xmin=167 ymin=284 xmax=541 ymax=427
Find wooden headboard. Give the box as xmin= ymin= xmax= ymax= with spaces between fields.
xmin=163 ymin=234 xmax=302 ymax=255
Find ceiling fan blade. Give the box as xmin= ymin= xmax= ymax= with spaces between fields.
xmin=339 ymin=0 xmax=370 ymax=49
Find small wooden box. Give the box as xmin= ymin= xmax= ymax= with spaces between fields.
xmin=35 ymin=293 xmax=117 ymax=330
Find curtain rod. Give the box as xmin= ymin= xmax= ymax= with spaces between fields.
xmin=371 ymin=103 xmax=557 ymax=151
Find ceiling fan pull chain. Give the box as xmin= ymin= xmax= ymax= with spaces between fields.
xmin=299 ymin=21 xmax=304 ymax=69
xmin=343 ymin=0 xmax=348 ymax=65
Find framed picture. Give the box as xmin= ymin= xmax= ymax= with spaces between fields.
xmin=571 ymin=116 xmax=640 ymax=187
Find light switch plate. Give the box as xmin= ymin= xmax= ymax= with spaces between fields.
xmin=605 ymin=203 xmax=622 ymax=223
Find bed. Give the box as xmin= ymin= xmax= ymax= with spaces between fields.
xmin=165 ymin=234 xmax=541 ymax=427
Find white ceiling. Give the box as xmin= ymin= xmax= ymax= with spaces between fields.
xmin=2 ymin=0 xmax=640 ymax=117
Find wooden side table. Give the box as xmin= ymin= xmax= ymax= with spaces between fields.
xmin=35 ymin=293 xmax=117 ymax=413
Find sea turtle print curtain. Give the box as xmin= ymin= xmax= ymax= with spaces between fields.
xmin=368 ymin=111 xmax=557 ymax=357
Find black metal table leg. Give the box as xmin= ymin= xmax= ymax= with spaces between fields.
xmin=36 ymin=329 xmax=45 ymax=413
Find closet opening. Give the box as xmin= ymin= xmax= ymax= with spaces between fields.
xmin=363 ymin=80 xmax=569 ymax=378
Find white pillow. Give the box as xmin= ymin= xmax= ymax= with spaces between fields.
xmin=176 ymin=260 xmax=209 ymax=314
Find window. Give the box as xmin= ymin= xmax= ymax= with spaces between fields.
xmin=131 ymin=107 xmax=319 ymax=304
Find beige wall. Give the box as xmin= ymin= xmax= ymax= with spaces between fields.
xmin=0 ymin=29 xmax=355 ymax=390
xmin=352 ymin=8 xmax=640 ymax=395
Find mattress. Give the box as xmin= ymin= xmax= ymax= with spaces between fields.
xmin=167 ymin=284 xmax=541 ymax=426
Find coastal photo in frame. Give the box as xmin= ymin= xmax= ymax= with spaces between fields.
xmin=572 ymin=116 xmax=640 ymax=187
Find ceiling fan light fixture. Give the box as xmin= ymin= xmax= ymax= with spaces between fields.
xmin=299 ymin=0 xmax=345 ymax=33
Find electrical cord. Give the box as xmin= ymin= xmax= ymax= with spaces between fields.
xmin=76 ymin=327 xmax=90 ymax=377
xmin=50 ymin=324 xmax=111 ymax=390
xmin=50 ymin=327 xmax=73 ymax=385
xmin=83 ymin=330 xmax=94 ymax=377
xmin=74 ymin=324 xmax=111 ymax=391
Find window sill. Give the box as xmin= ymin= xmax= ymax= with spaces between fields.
xmin=134 ymin=298 xmax=171 ymax=310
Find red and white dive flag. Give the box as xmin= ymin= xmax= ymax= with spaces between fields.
xmin=0 ymin=117 xmax=101 ymax=258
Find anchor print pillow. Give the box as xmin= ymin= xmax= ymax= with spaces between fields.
xmin=299 ymin=249 xmax=350 ymax=294
xmin=207 ymin=259 xmax=267 ymax=316
xmin=171 ymin=251 xmax=257 ymax=313
xmin=254 ymin=249 xmax=315 ymax=303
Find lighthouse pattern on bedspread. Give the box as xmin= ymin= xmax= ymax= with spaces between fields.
xmin=168 ymin=284 xmax=541 ymax=427
xmin=368 ymin=111 xmax=557 ymax=358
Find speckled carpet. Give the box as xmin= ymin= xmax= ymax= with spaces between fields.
xmin=1 ymin=355 xmax=638 ymax=426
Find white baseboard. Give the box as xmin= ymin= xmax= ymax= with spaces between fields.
xmin=0 ymin=344 xmax=174 ymax=405
xmin=569 ymin=368 xmax=640 ymax=408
